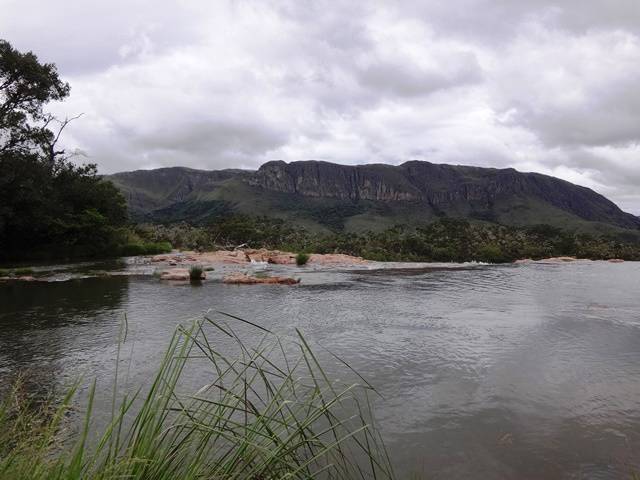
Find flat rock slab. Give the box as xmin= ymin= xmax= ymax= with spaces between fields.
xmin=160 ymin=268 xmax=206 ymax=281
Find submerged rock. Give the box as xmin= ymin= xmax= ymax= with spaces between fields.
xmin=536 ymin=256 xmax=579 ymax=263
xmin=514 ymin=258 xmax=534 ymax=264
xmin=16 ymin=275 xmax=37 ymax=281
xmin=222 ymin=273 xmax=300 ymax=285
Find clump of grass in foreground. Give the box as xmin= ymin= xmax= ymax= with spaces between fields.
xmin=0 ymin=314 xmax=395 ymax=479
xmin=295 ymin=252 xmax=310 ymax=266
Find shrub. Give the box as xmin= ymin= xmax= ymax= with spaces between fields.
xmin=476 ymin=244 xmax=508 ymax=263
xmin=0 ymin=268 xmax=9 ymax=276
xmin=189 ymin=264 xmax=204 ymax=282
xmin=120 ymin=242 xmax=172 ymax=256
xmin=295 ymin=252 xmax=310 ymax=266
xmin=145 ymin=241 xmax=172 ymax=254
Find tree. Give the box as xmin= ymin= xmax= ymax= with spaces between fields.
xmin=0 ymin=39 xmax=127 ymax=261
xmin=0 ymin=40 xmax=69 ymax=157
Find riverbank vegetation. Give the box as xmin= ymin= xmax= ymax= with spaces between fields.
xmin=0 ymin=316 xmax=394 ymax=479
xmin=135 ymin=216 xmax=640 ymax=263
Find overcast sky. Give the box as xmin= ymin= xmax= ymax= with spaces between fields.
xmin=2 ymin=0 xmax=639 ymax=213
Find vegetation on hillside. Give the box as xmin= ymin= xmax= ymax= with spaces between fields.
xmin=135 ymin=215 xmax=640 ymax=263
xmin=0 ymin=40 xmax=129 ymax=262
xmin=0 ymin=316 xmax=394 ymax=479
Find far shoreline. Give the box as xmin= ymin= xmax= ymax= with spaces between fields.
xmin=0 ymin=249 xmax=634 ymax=284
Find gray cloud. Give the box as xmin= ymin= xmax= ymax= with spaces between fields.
xmin=357 ymin=52 xmax=482 ymax=98
xmin=1 ymin=0 xmax=639 ymax=213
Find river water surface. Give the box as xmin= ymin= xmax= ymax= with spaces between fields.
xmin=1 ymin=260 xmax=639 ymax=479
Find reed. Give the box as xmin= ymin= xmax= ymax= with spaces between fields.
xmin=0 ymin=314 xmax=395 ymax=479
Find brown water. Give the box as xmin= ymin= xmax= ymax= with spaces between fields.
xmin=1 ymin=260 xmax=639 ymax=478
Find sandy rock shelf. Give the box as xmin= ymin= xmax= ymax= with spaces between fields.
xmin=159 ymin=268 xmax=206 ymax=281
xmin=151 ymin=249 xmax=367 ymax=266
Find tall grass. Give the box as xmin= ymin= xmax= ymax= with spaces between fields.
xmin=0 ymin=314 xmax=395 ymax=479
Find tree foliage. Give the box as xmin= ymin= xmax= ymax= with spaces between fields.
xmin=0 ymin=39 xmax=128 ymax=261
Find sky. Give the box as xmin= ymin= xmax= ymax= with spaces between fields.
xmin=2 ymin=0 xmax=639 ymax=213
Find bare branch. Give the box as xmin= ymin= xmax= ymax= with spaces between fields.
xmin=51 ymin=113 xmax=83 ymax=150
xmin=43 ymin=113 xmax=84 ymax=164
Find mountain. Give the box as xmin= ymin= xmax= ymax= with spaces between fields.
xmin=108 ymin=160 xmax=640 ymax=234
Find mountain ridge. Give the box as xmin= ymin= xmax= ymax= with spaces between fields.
xmin=108 ymin=160 xmax=640 ymax=233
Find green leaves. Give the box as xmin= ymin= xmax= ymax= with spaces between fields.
xmin=0 ymin=40 xmax=128 ymax=262
xmin=0 ymin=39 xmax=69 ymax=156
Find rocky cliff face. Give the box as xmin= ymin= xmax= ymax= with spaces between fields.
xmin=250 ymin=160 xmax=640 ymax=228
xmin=249 ymin=161 xmax=419 ymax=201
xmin=108 ymin=160 xmax=640 ymax=231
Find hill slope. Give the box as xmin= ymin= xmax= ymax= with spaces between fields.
xmin=108 ymin=160 xmax=640 ymax=234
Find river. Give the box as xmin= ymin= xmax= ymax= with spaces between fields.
xmin=1 ymin=259 xmax=639 ymax=479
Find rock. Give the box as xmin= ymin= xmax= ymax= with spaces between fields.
xmin=160 ymin=268 xmax=206 ymax=281
xmin=16 ymin=275 xmax=36 ymax=281
xmin=267 ymin=254 xmax=296 ymax=265
xmin=151 ymin=254 xmax=174 ymax=262
xmin=514 ymin=258 xmax=534 ymax=264
xmin=309 ymin=253 xmax=367 ymax=265
xmin=608 ymin=258 xmax=625 ymax=263
xmin=196 ymin=250 xmax=251 ymax=264
xmin=222 ymin=273 xmax=300 ymax=285
xmin=538 ymin=256 xmax=578 ymax=263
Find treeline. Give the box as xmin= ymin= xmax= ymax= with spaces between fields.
xmin=135 ymin=216 xmax=640 ymax=263
xmin=0 ymin=40 xmax=135 ymax=262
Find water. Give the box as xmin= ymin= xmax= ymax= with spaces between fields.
xmin=1 ymin=260 xmax=639 ymax=478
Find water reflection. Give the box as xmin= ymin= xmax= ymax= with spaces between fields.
xmin=0 ymin=276 xmax=129 ymax=395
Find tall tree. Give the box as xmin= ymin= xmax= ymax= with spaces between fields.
xmin=0 ymin=39 xmax=127 ymax=261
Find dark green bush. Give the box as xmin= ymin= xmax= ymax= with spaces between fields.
xmin=189 ymin=264 xmax=204 ymax=282
xmin=120 ymin=242 xmax=172 ymax=256
xmin=476 ymin=244 xmax=509 ymax=263
xmin=295 ymin=252 xmax=310 ymax=266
